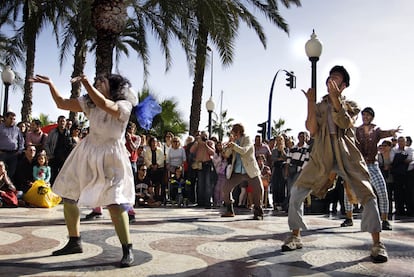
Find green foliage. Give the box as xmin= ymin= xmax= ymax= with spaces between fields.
xmin=38 ymin=113 xmax=54 ymax=126
xmin=271 ymin=118 xmax=291 ymax=138
xmin=211 ymin=110 xmax=234 ymax=141
xmin=164 ymin=0 xmax=302 ymax=134
xmin=0 ymin=0 xmax=302 ymax=131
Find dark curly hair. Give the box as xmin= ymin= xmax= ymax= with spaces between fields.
xmin=85 ymin=74 xmax=132 ymax=107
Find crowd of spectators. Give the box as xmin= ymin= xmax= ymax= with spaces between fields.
xmin=0 ymin=112 xmax=88 ymax=207
xmin=1 ymin=111 xmax=414 ymax=225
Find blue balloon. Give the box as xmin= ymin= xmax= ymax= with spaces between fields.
xmin=134 ymin=95 xmax=162 ymax=130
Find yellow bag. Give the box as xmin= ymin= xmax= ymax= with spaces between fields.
xmin=23 ymin=180 xmax=62 ymax=208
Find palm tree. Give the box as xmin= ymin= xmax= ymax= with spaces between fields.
xmin=58 ymin=0 xmax=95 ymax=121
xmin=0 ymin=34 xmax=25 ymax=91
xmin=117 ymin=2 xmax=179 ymax=78
xmin=271 ymin=118 xmax=291 ymax=138
xmin=211 ymin=110 xmax=234 ymax=141
xmin=86 ymin=0 xmax=187 ymax=82
xmin=1 ymin=0 xmax=300 ymax=128
xmin=65 ymin=0 xmax=301 ymax=135
xmin=0 ymin=33 xmax=24 ymax=70
xmin=38 ymin=113 xmax=54 ymax=127
xmin=0 ymin=1 xmax=74 ymax=121
xmin=57 ymin=0 xmax=176 ymax=121
xmin=153 ymin=99 xmax=188 ymax=140
xmin=163 ymin=0 xmax=301 ymax=135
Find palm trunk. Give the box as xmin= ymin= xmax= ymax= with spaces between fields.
xmin=69 ymin=40 xmax=88 ymax=121
xmin=95 ymin=31 xmax=116 ymax=76
xmin=21 ymin=42 xmax=35 ymax=122
xmin=91 ymin=0 xmax=127 ymax=76
xmin=20 ymin=2 xmax=35 ymax=122
xmin=189 ymin=22 xmax=208 ymax=135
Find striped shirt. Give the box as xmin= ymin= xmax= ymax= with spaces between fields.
xmin=286 ymin=143 xmax=310 ymax=172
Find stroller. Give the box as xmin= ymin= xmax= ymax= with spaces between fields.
xmin=168 ymin=166 xmax=191 ymax=207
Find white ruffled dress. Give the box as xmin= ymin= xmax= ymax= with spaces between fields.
xmin=53 ymin=96 xmax=135 ymax=207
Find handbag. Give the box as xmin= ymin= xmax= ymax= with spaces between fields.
xmin=23 ymin=180 xmax=62 ymax=208
xmin=226 ymin=164 xmax=233 ymax=180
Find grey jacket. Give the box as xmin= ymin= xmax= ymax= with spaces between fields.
xmin=44 ymin=127 xmax=70 ymax=159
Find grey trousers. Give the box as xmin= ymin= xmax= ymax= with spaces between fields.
xmin=288 ymin=185 xmax=381 ymax=233
xmin=223 ymin=173 xmax=263 ymax=207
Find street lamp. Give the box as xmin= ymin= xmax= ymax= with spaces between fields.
xmin=207 ymin=46 xmax=213 ymax=99
xmin=1 ymin=65 xmax=15 ymax=115
xmin=206 ymin=96 xmax=215 ymax=138
xmin=305 ymin=30 xmax=323 ymax=95
xmin=206 ymin=46 xmax=214 ymax=138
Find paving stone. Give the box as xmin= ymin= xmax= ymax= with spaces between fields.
xmin=0 ymin=206 xmax=413 ymax=276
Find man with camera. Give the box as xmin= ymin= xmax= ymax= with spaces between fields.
xmin=190 ymin=131 xmax=216 ymax=207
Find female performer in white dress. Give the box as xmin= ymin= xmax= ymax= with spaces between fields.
xmin=30 ymin=73 xmax=137 ymax=267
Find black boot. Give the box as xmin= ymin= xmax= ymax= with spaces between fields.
xmin=52 ymin=236 xmax=83 ymax=256
xmin=253 ymin=206 xmax=264 ymax=220
xmin=221 ymin=203 xmax=235 ymax=217
xmin=120 ymin=243 xmax=134 ymax=267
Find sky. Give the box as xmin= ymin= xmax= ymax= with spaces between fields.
xmin=3 ymin=0 xmax=414 ymax=142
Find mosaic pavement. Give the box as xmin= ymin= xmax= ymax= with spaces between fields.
xmin=1 ymin=206 xmax=414 ymax=276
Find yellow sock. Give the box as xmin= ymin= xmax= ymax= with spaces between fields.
xmin=108 ymin=205 xmax=131 ymax=244
xmin=63 ymin=201 xmax=80 ymax=237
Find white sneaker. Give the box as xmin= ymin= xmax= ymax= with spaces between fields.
xmin=371 ymin=242 xmax=388 ymax=263
xmin=281 ymin=234 xmax=303 ymax=251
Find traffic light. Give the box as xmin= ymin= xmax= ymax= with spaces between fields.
xmin=285 ymin=71 xmax=296 ymax=89
xmin=257 ymin=122 xmax=267 ymax=141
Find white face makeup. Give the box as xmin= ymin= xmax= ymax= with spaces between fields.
xmin=94 ymin=78 xmax=110 ymax=98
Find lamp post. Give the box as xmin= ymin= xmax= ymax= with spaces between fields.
xmin=207 ymin=46 xmax=213 ymax=100
xmin=219 ymin=90 xmax=224 ymax=141
xmin=305 ymin=30 xmax=323 ymax=95
xmin=1 ymin=65 xmax=15 ymax=115
xmin=206 ymin=97 xmax=215 ymax=138
xmin=206 ymin=46 xmax=215 ymax=138
xmin=267 ymin=69 xmax=296 ymax=141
